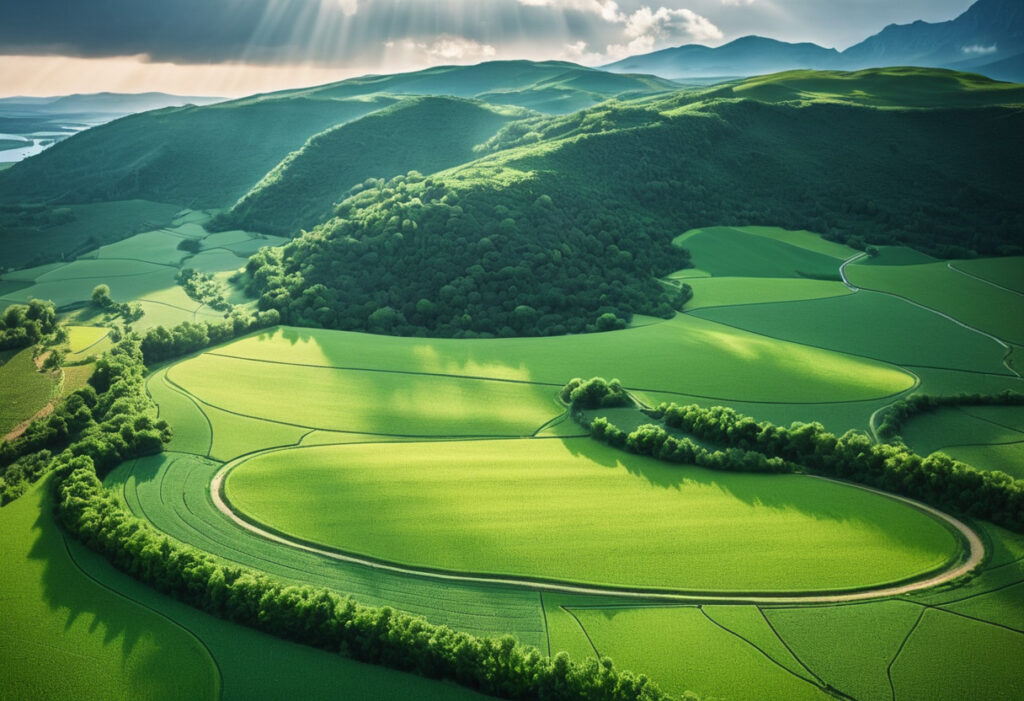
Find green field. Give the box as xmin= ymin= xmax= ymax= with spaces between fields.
xmin=0 ymin=347 xmax=58 ymax=435
xmin=0 ymin=480 xmax=219 ymax=701
xmin=858 ymin=246 xmax=938 ymax=266
xmin=950 ymin=257 xmax=1024 ymax=294
xmin=106 ymin=452 xmax=549 ymax=645
xmin=214 ymin=318 xmax=915 ymax=403
xmin=901 ymin=405 xmax=1024 ymax=478
xmin=846 ymin=260 xmax=1024 ymax=345
xmin=673 ymin=226 xmax=848 ymax=279
xmin=224 ymin=438 xmax=961 ymax=593
xmin=693 ymin=290 xmax=1011 ymax=374
xmin=682 ymin=277 xmax=851 ymax=310
xmin=571 ymin=606 xmax=829 ymax=700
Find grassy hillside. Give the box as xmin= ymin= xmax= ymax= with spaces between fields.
xmin=220 ymin=97 xmax=530 ymax=236
xmin=0 ymin=61 xmax=678 ymax=211
xmin=0 ymin=96 xmax=399 ymax=208
xmin=698 ymin=67 xmax=1024 ymax=108
xmin=247 ymin=71 xmax=1024 ymax=336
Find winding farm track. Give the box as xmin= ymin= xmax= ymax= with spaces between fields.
xmin=208 ymin=452 xmax=984 ymax=606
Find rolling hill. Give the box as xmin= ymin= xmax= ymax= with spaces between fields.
xmin=242 ymin=68 xmax=1024 ymax=338
xmin=0 ymin=61 xmax=679 ymax=210
xmin=219 ymin=97 xmax=531 ymax=236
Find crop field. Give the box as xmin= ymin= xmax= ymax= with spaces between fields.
xmin=845 ymin=259 xmax=1024 ymax=345
xmin=4 ymin=208 xmax=1024 ymax=701
xmin=950 ymin=256 xmax=1024 ymax=294
xmin=223 ymin=438 xmax=961 ymax=593
xmin=215 ymin=316 xmax=915 ymax=403
xmin=0 ymin=347 xmax=58 ymax=435
xmin=681 ymin=277 xmax=851 ymax=310
xmin=692 ymin=290 xmax=1012 ymax=374
xmin=0 ymin=480 xmax=219 ymax=701
xmin=672 ymin=226 xmax=848 ymax=279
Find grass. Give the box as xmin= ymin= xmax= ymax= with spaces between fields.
xmin=889 ymin=608 xmax=1024 ymax=701
xmin=105 ymin=452 xmax=548 ymax=647
xmin=147 ymin=368 xmax=213 ymax=456
xmin=0 ymin=346 xmax=58 ymax=435
xmin=224 ymin=437 xmax=961 ymax=593
xmin=91 ymin=230 xmax=191 ymax=266
xmin=216 ymin=319 xmax=915 ymax=403
xmin=951 ymin=257 xmax=1024 ymax=294
xmin=0 ymin=479 xmax=219 ymax=701
xmin=846 ymin=260 xmax=1024 ymax=345
xmin=942 ymin=443 xmax=1024 ymax=480
xmin=859 ymin=245 xmax=938 ymax=266
xmin=571 ymin=606 xmax=829 ymax=700
xmin=167 ymin=352 xmax=562 ymax=437
xmin=65 ymin=325 xmax=109 ymax=353
xmin=682 ymin=277 xmax=851 ymax=310
xmin=763 ymin=600 xmax=923 ymax=701
xmin=673 ymin=227 xmax=846 ymax=279
xmin=901 ymin=407 xmax=1024 ymax=456
xmin=692 ymin=290 xmax=1011 ymax=374
xmin=0 ymin=259 xmax=178 ymax=308
xmin=0 ymin=199 xmax=181 ymax=269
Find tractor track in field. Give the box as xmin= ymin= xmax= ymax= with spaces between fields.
xmin=207 ymin=448 xmax=984 ymax=606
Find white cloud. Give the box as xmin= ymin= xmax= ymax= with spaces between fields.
xmin=560 ymin=40 xmax=607 ymax=64
xmin=332 ymin=0 xmax=359 ymax=17
xmin=384 ymin=36 xmax=498 ymax=64
xmin=961 ymin=44 xmax=997 ymax=55
xmin=719 ymin=0 xmax=754 ymax=6
xmin=517 ymin=0 xmax=623 ymax=23
xmin=624 ymin=7 xmax=723 ymax=44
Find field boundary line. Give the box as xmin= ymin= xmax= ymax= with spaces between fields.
xmin=756 ymin=607 xmax=831 ymax=690
xmin=841 ymin=259 xmax=1021 ymax=376
xmin=947 ymin=263 xmax=1024 ymax=298
xmin=60 ymin=533 xmax=225 ymax=700
xmin=205 ymin=449 xmax=985 ymax=605
xmin=697 ymin=606 xmax=837 ymax=697
xmin=561 ymin=607 xmax=601 ymax=659
xmin=886 ymin=608 xmax=925 ymax=701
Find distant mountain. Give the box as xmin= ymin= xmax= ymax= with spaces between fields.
xmin=843 ymin=0 xmax=1023 ymax=69
xmin=0 ymin=61 xmax=680 ymax=209
xmin=603 ymin=36 xmax=840 ymax=79
xmin=1 ymin=92 xmax=223 ymax=115
xmin=603 ymin=0 xmax=1023 ymax=81
xmin=970 ymin=51 xmax=1024 ymax=82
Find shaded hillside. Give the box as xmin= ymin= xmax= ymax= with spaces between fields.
xmin=219 ymin=97 xmax=531 ymax=236
xmin=244 ymin=73 xmax=1024 ymax=338
xmin=0 ymin=96 xmax=398 ymax=208
xmin=0 ymin=61 xmax=679 ymax=210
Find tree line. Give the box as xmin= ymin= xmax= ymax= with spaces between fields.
xmin=563 ymin=378 xmax=1024 ymax=531
xmin=876 ymin=391 xmax=1024 ymax=441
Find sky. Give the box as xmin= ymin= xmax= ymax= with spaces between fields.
xmin=0 ymin=0 xmax=976 ymax=97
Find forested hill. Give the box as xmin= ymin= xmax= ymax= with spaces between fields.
xmin=217 ymin=97 xmax=532 ymax=236
xmin=0 ymin=61 xmax=679 ymax=209
xmin=244 ymin=69 xmax=1024 ymax=339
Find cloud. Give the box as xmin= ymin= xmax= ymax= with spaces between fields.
xmin=961 ymin=44 xmax=997 ymax=55
xmin=517 ymin=0 xmax=623 ymax=23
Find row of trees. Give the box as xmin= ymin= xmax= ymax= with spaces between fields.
xmin=560 ymin=377 xmax=632 ymax=410
xmin=589 ymin=417 xmax=791 ymax=474
xmin=177 ymin=268 xmax=232 ymax=311
xmin=0 ymin=299 xmax=57 ymax=350
xmin=562 ymin=378 xmax=1024 ymax=531
xmin=652 ymin=402 xmax=1024 ymax=532
xmin=139 ymin=308 xmax=280 ymax=364
xmin=0 ymin=338 xmax=169 ymax=503
xmin=34 ymin=339 xmax=673 ymax=701
xmin=876 ymin=391 xmax=1024 ymax=441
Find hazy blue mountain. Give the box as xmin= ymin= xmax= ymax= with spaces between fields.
xmin=967 ymin=51 xmax=1024 ymax=82
xmin=603 ymin=36 xmax=840 ymax=78
xmin=842 ymin=0 xmax=1023 ymax=70
xmin=602 ymin=0 xmax=1022 ymax=81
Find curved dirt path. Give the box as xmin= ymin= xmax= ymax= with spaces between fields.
xmin=210 ymin=454 xmax=983 ymax=605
